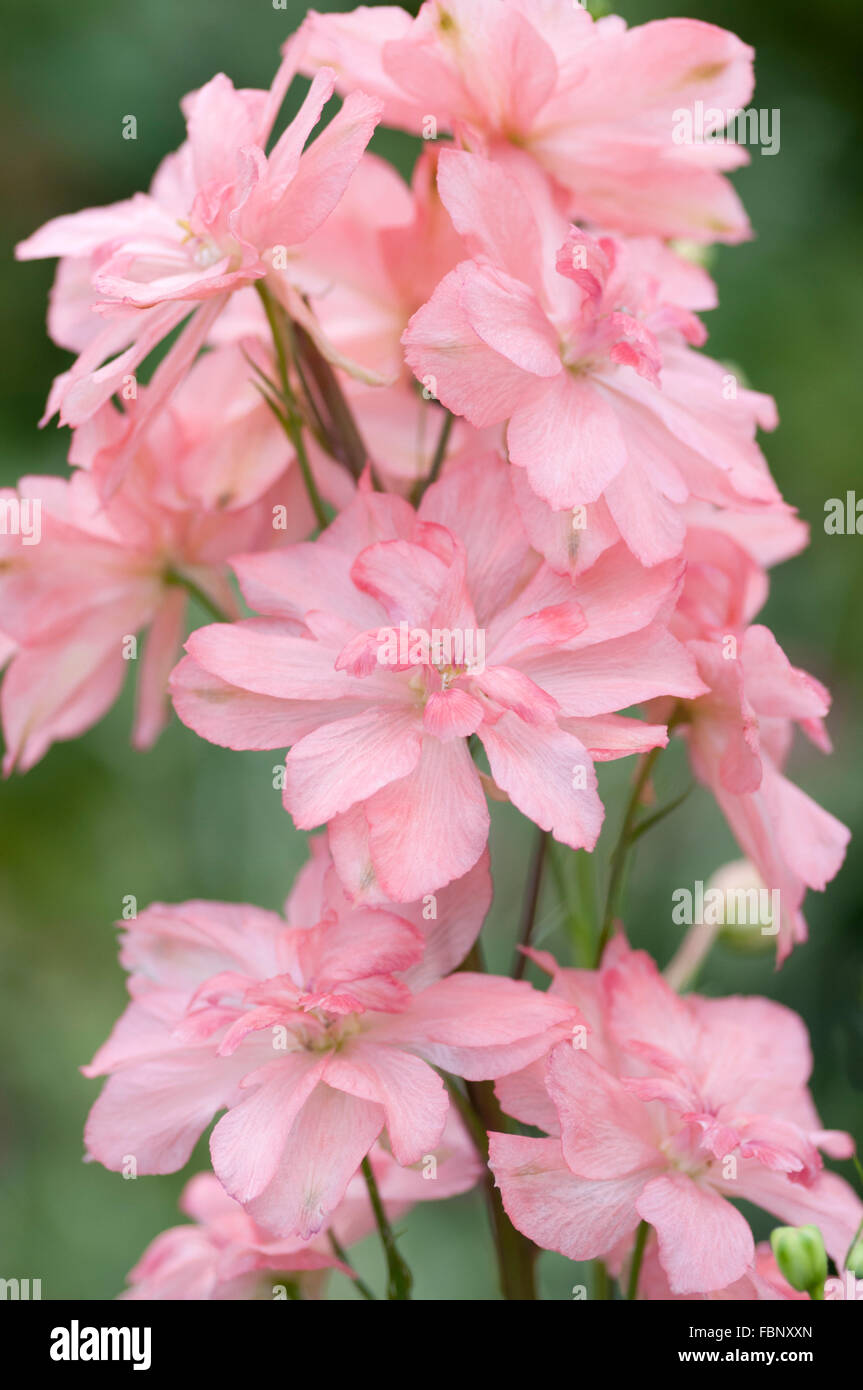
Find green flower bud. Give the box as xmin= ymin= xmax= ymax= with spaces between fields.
xmin=845 ymin=1230 xmax=863 ymax=1280
xmin=771 ymin=1224 xmax=828 ymax=1296
xmin=709 ymin=860 xmax=777 ymax=955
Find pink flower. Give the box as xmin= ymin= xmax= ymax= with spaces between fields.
xmin=122 ymin=1172 xmax=346 ymax=1301
xmin=212 ymin=145 xmax=485 ymax=494
xmin=170 ymin=453 xmax=703 ymax=900
xmin=84 ymin=834 xmax=574 ymax=1238
xmin=403 ymin=151 xmax=780 ymax=568
xmin=123 ymin=1112 xmax=479 ymax=1300
xmin=298 ymin=1 xmax=754 ymax=242
xmin=0 ymin=346 xmax=312 ymax=771
xmin=665 ymin=523 xmax=850 ymax=961
xmin=633 ymin=1238 xmax=809 ymax=1302
xmin=489 ymin=938 xmax=861 ymax=1295
xmin=16 ymin=48 xmax=381 ymax=487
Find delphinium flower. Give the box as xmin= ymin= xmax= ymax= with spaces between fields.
xmin=171 ymin=453 xmax=704 ymax=899
xmin=84 ymin=836 xmax=576 ymax=1236
xmin=298 ymin=0 xmax=755 ymax=242
xmin=122 ymin=1111 xmax=480 ymax=1300
xmin=631 ymin=1238 xmax=810 ymax=1302
xmin=652 ymin=514 xmax=850 ymax=960
xmin=403 ymin=150 xmax=781 ymax=569
xmin=0 ymin=345 xmax=314 ymax=770
xmin=4 ymin=0 xmax=855 ymax=1308
xmin=490 ymin=937 xmax=861 ymax=1294
xmin=15 ymin=47 xmax=382 ymax=488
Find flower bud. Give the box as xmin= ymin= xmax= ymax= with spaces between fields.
xmin=845 ymin=1230 xmax=863 ymax=1280
xmin=770 ymin=1224 xmax=828 ymax=1296
xmin=711 ymin=859 xmax=777 ymax=954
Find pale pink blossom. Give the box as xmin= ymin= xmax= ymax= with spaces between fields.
xmin=489 ymin=938 xmax=860 ymax=1294
xmin=122 ymin=1172 xmax=346 ymax=1301
xmin=0 ymin=347 xmax=312 ymax=770
xmin=633 ymin=1238 xmax=809 ymax=1301
xmin=212 ymin=146 xmax=485 ymax=494
xmin=659 ymin=523 xmax=850 ymax=961
xmin=298 ymin=1 xmax=754 ymax=242
xmin=291 ymin=142 xmax=489 ymax=493
xmin=16 ymin=48 xmax=382 ymax=488
xmin=84 ymin=835 xmax=574 ymax=1237
xmin=403 ymin=151 xmax=780 ymax=568
xmin=170 ymin=453 xmax=704 ymax=900
xmin=123 ymin=1112 xmax=479 ymax=1300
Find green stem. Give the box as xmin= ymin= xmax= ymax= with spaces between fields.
xmin=627 ymin=1220 xmax=649 ymax=1300
xmin=444 ymin=1075 xmax=488 ymax=1156
xmin=327 ymin=1232 xmax=377 ymax=1301
xmin=513 ymin=828 xmax=549 ymax=979
xmin=163 ymin=568 xmax=230 ymax=623
xmin=287 ymin=411 xmax=330 ymax=532
xmin=361 ymin=1156 xmax=413 ymax=1300
xmin=547 ymin=844 xmax=594 ymax=966
xmin=576 ymin=850 xmax=598 ymax=960
xmin=463 ymin=1075 xmax=539 ymax=1301
xmin=410 ymin=408 xmax=454 ymax=506
xmin=594 ymin=744 xmax=664 ymax=966
xmin=452 ymin=941 xmax=539 ymax=1299
xmin=255 ymin=283 xmax=330 ymax=530
xmin=593 ymin=1260 xmax=611 ymax=1300
xmin=627 ymin=783 xmax=692 ymax=845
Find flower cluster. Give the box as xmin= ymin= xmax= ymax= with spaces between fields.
xmin=8 ymin=1 xmax=858 ymax=1301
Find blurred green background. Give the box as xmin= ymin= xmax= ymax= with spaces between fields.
xmin=0 ymin=0 xmax=861 ymax=1300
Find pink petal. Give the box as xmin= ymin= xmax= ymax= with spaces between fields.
xmin=363 ymin=736 xmax=489 ymax=900
xmin=489 ymin=1134 xmax=647 ymax=1261
xmin=508 ymin=375 xmax=627 ymax=511
xmin=326 ymin=1042 xmax=448 ymax=1165
xmin=210 ymin=1054 xmax=327 ymax=1203
xmin=418 ymin=451 xmax=530 ymax=627
xmin=520 ymin=622 xmax=705 ymax=718
xmin=478 ymin=712 xmax=604 ymax=851
xmin=380 ymin=972 xmax=576 ymax=1079
xmin=263 ymin=90 xmax=383 ymax=248
xmin=730 ymin=1166 xmax=863 ymax=1270
xmin=284 ymin=706 xmax=423 ymax=828
xmin=423 ymin=688 xmax=485 ymax=740
xmin=560 ymin=713 xmax=669 ymax=762
xmin=637 ymin=1172 xmax=755 ymax=1294
xmin=436 ymin=148 xmax=545 ymax=297
xmin=244 ymin=1083 xmax=384 ymax=1238
xmin=460 ymin=261 xmax=561 ymax=377
xmin=185 ymin=620 xmax=353 ymax=701
xmin=132 ymin=588 xmax=187 ymax=750
xmin=403 ymin=262 xmax=536 ymax=430
xmin=85 ymin=1045 xmax=252 ymax=1175
xmin=546 ymin=1043 xmax=661 ymax=1180
xmin=169 ymin=653 xmax=329 ymax=750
